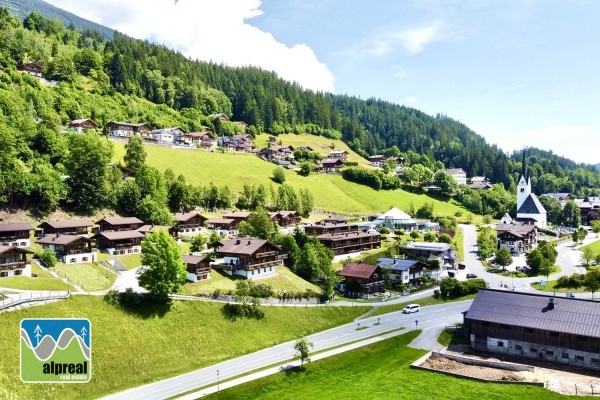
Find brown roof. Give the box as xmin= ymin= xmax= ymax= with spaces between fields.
xmin=137 ymin=225 xmax=172 ymax=234
xmin=69 ymin=118 xmax=98 ymax=127
xmin=182 ymin=254 xmax=209 ymax=265
xmin=38 ymin=220 xmax=92 ymax=229
xmin=495 ymin=223 xmax=536 ymax=237
xmin=321 ymin=158 xmax=343 ymax=166
xmin=207 ymin=218 xmax=235 ymax=224
xmin=93 ymin=230 xmax=145 ymax=240
xmin=216 ymin=238 xmax=277 ymax=256
xmin=222 ymin=211 xmax=251 ymax=219
xmin=174 ymin=212 xmax=206 ymax=222
xmin=338 ymin=263 xmax=378 ymax=279
xmin=96 ymin=217 xmax=144 ymax=225
xmin=37 ymin=234 xmax=93 ymax=245
xmin=317 ymin=231 xmax=380 ymax=241
xmin=0 ymin=223 xmax=34 ymax=232
xmin=0 ymin=246 xmax=33 ymax=255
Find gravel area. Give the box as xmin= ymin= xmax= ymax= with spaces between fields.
xmin=422 ymin=354 xmax=525 ymax=382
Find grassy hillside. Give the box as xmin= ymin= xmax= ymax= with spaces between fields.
xmin=112 ymin=139 xmax=469 ymax=216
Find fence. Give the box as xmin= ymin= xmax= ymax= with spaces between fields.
xmin=574 ymin=383 xmax=600 ymax=396
xmin=0 ymin=291 xmax=71 ymax=310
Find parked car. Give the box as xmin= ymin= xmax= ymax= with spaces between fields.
xmin=566 ymin=292 xmax=576 ymax=298
xmin=402 ymin=304 xmax=420 ymax=314
xmin=516 ymin=266 xmax=531 ymax=272
xmin=448 ymin=271 xmax=455 ymax=278
xmin=466 ymin=273 xmax=477 ymax=279
xmin=458 ymin=263 xmax=466 ymax=269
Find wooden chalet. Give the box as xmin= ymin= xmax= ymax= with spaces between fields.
xmin=38 ymin=220 xmax=92 ymax=236
xmin=107 ymin=122 xmax=153 ymax=138
xmin=495 ymin=223 xmax=538 ymax=255
xmin=183 ymin=254 xmax=211 ymax=282
xmin=17 ymin=62 xmax=43 ymax=77
xmin=37 ymin=234 xmax=96 ymax=264
xmin=221 ymin=211 xmax=250 ymax=228
xmin=68 ymin=118 xmax=98 ymax=132
xmin=464 ymin=289 xmax=600 ymax=371
xmin=321 ymin=158 xmax=344 ymax=173
xmin=328 ymin=150 xmax=348 ymax=162
xmin=317 ymin=230 xmax=380 ymax=256
xmin=268 ymin=211 xmax=301 ymax=227
xmin=368 ymin=155 xmax=387 ymax=168
xmin=181 ymin=131 xmax=215 ymax=147
xmin=213 ymin=238 xmax=286 ymax=279
xmin=95 ymin=217 xmax=144 ymax=232
xmin=337 ymin=263 xmax=384 ymax=296
xmin=206 ymin=218 xmax=237 ymax=234
xmin=322 ymin=215 xmax=348 ymax=224
xmin=304 ymin=222 xmax=358 ymax=236
xmin=172 ymin=212 xmax=207 ymax=236
xmin=0 ymin=246 xmax=33 ymax=277
xmin=92 ymin=230 xmax=144 ymax=256
xmin=0 ymin=223 xmax=34 ymax=247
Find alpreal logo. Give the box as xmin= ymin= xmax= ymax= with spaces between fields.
xmin=20 ymin=318 xmax=91 ymax=383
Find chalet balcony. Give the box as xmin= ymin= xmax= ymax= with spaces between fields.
xmin=362 ymin=280 xmax=385 ymax=288
xmin=0 ymin=261 xmax=26 ymax=269
xmin=256 ymin=251 xmax=277 ymax=258
xmin=114 ymin=241 xmax=141 ymax=248
xmin=176 ymin=223 xmax=204 ymax=229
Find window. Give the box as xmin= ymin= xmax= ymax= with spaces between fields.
xmin=546 ymin=351 xmax=554 ymax=356
xmin=530 ymin=348 xmax=537 ymax=353
xmin=497 ymin=341 xmax=504 ymax=347
xmin=82 ymin=257 xmax=88 ymax=262
xmin=0 ymin=272 xmax=7 ymax=277
xmin=70 ymin=258 xmax=76 ymax=263
xmin=562 ymin=353 xmax=569 ymax=359
xmin=591 ymin=359 xmax=599 ymax=364
xmin=14 ymin=270 xmax=22 ymax=276
xmin=515 ymin=345 xmax=523 ymax=351
xmin=575 ymin=355 xmax=584 ymax=362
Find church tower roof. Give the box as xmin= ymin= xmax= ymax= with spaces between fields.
xmin=521 ymin=150 xmax=528 ymax=181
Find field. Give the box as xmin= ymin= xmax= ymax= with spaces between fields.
xmin=50 ymin=262 xmax=117 ymax=291
xmin=0 ymin=263 xmax=73 ymax=291
xmin=180 ymin=266 xmax=321 ymax=296
xmin=111 ymin=139 xmax=470 ymax=217
xmin=0 ymin=296 xmax=368 ymax=400
xmin=97 ymin=252 xmax=142 ymax=270
xmin=205 ymin=330 xmax=569 ymax=400
xmin=582 ymin=240 xmax=600 ymax=253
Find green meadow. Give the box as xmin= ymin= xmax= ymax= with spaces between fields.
xmin=0 ymin=296 xmax=368 ymax=400
xmin=206 ymin=331 xmax=577 ymax=400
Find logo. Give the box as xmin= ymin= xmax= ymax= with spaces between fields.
xmin=20 ymin=318 xmax=91 ymax=383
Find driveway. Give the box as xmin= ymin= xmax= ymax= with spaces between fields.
xmin=111 ymin=267 xmax=148 ymax=293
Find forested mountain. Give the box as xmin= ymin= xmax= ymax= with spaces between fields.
xmin=0 ymin=7 xmax=598 ymax=218
xmin=0 ymin=0 xmax=114 ymax=38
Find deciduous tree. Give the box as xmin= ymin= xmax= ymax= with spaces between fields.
xmin=293 ymin=338 xmax=314 ymax=366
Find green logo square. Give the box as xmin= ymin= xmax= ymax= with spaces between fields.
xmin=20 ymin=318 xmax=91 ymax=383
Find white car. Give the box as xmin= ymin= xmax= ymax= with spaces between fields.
xmin=402 ymin=304 xmax=420 ymax=314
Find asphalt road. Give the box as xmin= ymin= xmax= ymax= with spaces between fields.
xmin=101 ymin=300 xmax=470 ymax=400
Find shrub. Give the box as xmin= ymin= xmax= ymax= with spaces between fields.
xmin=104 ymin=290 xmax=120 ymax=305
xmin=380 ymin=227 xmax=391 ymax=235
xmin=410 ymin=230 xmax=420 ymax=239
xmin=394 ymin=229 xmax=405 ymax=236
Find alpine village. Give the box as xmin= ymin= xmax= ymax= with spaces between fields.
xmin=2 ymin=3 xmax=600 ymax=400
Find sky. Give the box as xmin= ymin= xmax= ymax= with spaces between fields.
xmin=45 ymin=0 xmax=600 ymax=165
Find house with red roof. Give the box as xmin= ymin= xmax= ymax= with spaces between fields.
xmin=337 ymin=263 xmax=384 ymax=296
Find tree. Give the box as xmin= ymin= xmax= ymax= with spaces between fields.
xmin=592 ymin=220 xmax=600 ymax=238
xmin=124 ymin=136 xmax=147 ymax=173
xmin=136 ymin=196 xmax=173 ymax=225
xmin=538 ymin=259 xmax=554 ymax=282
xmin=572 ymin=229 xmax=582 ymax=244
xmin=298 ymin=188 xmax=314 ymax=218
xmin=476 ymin=227 xmax=496 ymax=260
xmin=138 ymin=230 xmax=187 ymax=301
xmin=584 ymin=270 xmax=600 ymax=299
xmin=580 ymin=247 xmax=596 ymax=267
xmin=434 ymin=170 xmax=458 ymax=197
xmin=293 ymin=338 xmax=314 ymax=366
xmin=561 ymin=200 xmax=581 ymax=227
xmin=299 ymin=162 xmax=313 ymax=177
xmin=190 ymin=234 xmax=206 ymax=253
xmin=272 ymin=166 xmax=286 ymax=184
xmin=37 ymin=247 xmax=57 ymax=268
xmin=237 ymin=208 xmax=279 ymax=241
xmin=494 ymin=247 xmax=513 ymax=270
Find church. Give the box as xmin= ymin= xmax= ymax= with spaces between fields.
xmin=516 ymin=152 xmax=547 ymax=228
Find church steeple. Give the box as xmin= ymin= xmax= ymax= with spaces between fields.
xmin=517 ymin=149 xmax=531 ymax=210
xmin=521 ymin=150 xmax=528 ymax=181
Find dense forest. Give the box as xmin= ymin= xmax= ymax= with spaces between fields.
xmin=0 ymin=7 xmax=598 ymax=220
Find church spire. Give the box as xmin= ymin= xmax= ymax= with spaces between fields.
xmin=521 ymin=150 xmax=527 ymax=181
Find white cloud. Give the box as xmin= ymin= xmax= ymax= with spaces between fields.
xmin=405 ymin=96 xmax=418 ymax=105
xmin=44 ymin=0 xmax=334 ymax=92
xmin=392 ymin=21 xmax=446 ymax=54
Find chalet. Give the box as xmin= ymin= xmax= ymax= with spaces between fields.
xmin=152 ymin=127 xmax=184 ymax=143
xmin=37 ymin=234 xmax=96 ymax=264
xmin=217 ymin=134 xmax=253 ymax=152
xmin=304 ymin=222 xmax=358 ymax=236
xmin=368 ymin=155 xmax=387 ymax=168
xmin=445 ymin=168 xmax=467 ymax=186
xmin=213 ymin=238 xmax=286 ymax=279
xmin=464 ymin=289 xmax=600 ymax=371
xmin=328 ymin=150 xmax=348 ymax=162
xmin=321 ymin=158 xmax=344 ymax=173
xmin=211 ymin=113 xmax=230 ymax=121
xmin=574 ymin=196 xmax=600 ymax=225
xmin=181 ymin=131 xmax=215 ymax=148
xmin=183 ymin=254 xmax=211 ymax=282
xmin=499 ymin=213 xmax=514 ymax=225
xmin=107 ymin=122 xmax=153 ymax=138
xmin=495 ymin=223 xmax=538 ymax=255
xmin=37 ymin=220 xmax=92 ymax=236
xmin=268 ymin=211 xmax=301 ymax=227
xmin=17 ymin=62 xmax=43 ymax=77
xmin=92 ymin=230 xmax=144 ymax=255
xmin=206 ymin=218 xmax=237 ymax=236
xmin=401 ymin=242 xmax=456 ymax=269
xmin=322 ymin=215 xmax=348 ymax=224
xmin=95 ymin=217 xmax=144 ymax=233
xmin=0 ymin=246 xmax=33 ymax=277
xmin=377 ymin=258 xmax=427 ymax=285
xmin=173 ymin=212 xmax=207 ymax=236
xmin=258 ymin=145 xmax=295 ymax=161
xmin=0 ymin=223 xmax=34 ymax=247
xmin=317 ymin=230 xmax=381 ymax=256
xmin=221 ymin=211 xmax=250 ymax=227
xmin=68 ymin=118 xmax=99 ymax=132
xmin=337 ymin=263 xmax=384 ymax=296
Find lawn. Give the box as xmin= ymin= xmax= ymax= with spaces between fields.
xmin=97 ymin=252 xmax=142 ymax=270
xmin=581 ymin=240 xmax=600 ymax=253
xmin=0 ymin=263 xmax=73 ymax=291
xmin=530 ymin=280 xmax=588 ymax=294
xmin=205 ymin=330 xmax=568 ymax=400
xmin=180 ymin=266 xmax=321 ymax=296
xmin=50 ymin=262 xmax=117 ymax=291
xmin=112 ymin=141 xmax=471 ymax=217
xmin=0 ymin=296 xmax=369 ymax=400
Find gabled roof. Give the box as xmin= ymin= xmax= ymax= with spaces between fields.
xmin=206 ymin=218 xmax=235 ymax=225
xmin=317 ymin=231 xmax=380 ymax=241
xmin=495 ymin=223 xmax=536 ymax=237
xmin=216 ymin=238 xmax=279 ymax=256
xmin=69 ymin=118 xmax=98 ymax=127
xmin=465 ymin=289 xmax=600 ymax=338
xmin=137 ymin=225 xmax=172 ymax=234
xmin=38 ymin=220 xmax=92 ymax=229
xmin=445 ymin=168 xmax=466 ymax=174
xmin=173 ymin=212 xmax=206 ymax=223
xmin=377 ymin=258 xmax=425 ymax=271
xmin=93 ymin=230 xmax=145 ymax=240
xmin=338 ymin=263 xmax=378 ymax=279
xmin=37 ymin=234 xmax=93 ymax=245
xmin=96 ymin=217 xmax=144 ymax=225
xmin=517 ymin=194 xmax=547 ymax=214
xmin=222 ymin=211 xmax=251 ymax=219
xmin=0 ymin=223 xmax=34 ymax=232
xmin=182 ymin=254 xmax=209 ymax=265
xmin=0 ymin=246 xmax=33 ymax=255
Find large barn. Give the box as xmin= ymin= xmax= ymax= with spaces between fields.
xmin=464 ymin=289 xmax=600 ymax=371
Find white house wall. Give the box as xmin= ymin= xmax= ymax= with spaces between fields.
xmin=62 ymin=252 xmax=97 ymax=264
xmin=0 ymin=238 xmax=31 ymax=247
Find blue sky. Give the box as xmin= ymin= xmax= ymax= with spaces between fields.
xmin=46 ymin=0 xmax=600 ymax=164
